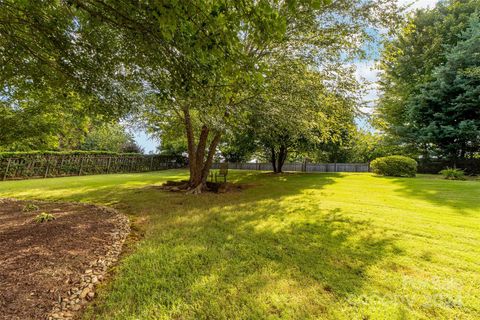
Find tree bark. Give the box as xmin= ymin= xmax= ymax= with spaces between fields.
xmin=187 ymin=132 xmax=221 ymax=194
xmin=201 ymin=132 xmax=221 ymax=182
xmin=277 ymin=145 xmax=287 ymax=173
xmin=270 ymin=145 xmax=288 ymax=173
xmin=271 ymin=146 xmax=277 ymax=173
xmin=183 ymin=107 xmax=197 ymax=182
xmin=196 ymin=125 xmax=210 ymax=174
xmin=183 ymin=108 xmax=222 ymax=193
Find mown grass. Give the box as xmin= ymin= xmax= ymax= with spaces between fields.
xmin=0 ymin=170 xmax=479 ymax=319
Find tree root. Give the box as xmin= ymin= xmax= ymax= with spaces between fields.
xmin=160 ymin=181 xmax=189 ymax=191
xmin=186 ymin=184 xmax=205 ymax=194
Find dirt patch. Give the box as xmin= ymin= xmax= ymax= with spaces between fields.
xmin=0 ymin=199 xmax=129 ymax=320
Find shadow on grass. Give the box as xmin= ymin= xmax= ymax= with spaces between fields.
xmin=374 ymin=175 xmax=480 ymax=213
xmin=0 ymin=171 xmax=189 ymax=204
xmin=84 ymin=172 xmax=401 ymax=318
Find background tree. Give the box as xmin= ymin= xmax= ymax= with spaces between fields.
xmin=121 ymin=141 xmax=145 ymax=154
xmin=80 ymin=123 xmax=141 ymax=153
xmin=376 ymin=0 xmax=480 ymax=160
xmin=406 ymin=15 xmax=480 ymax=161
xmin=219 ymin=129 xmax=257 ymax=163
xmin=157 ymin=140 xmax=187 ymax=157
xmin=311 ymin=129 xmax=411 ymax=163
xmin=0 ymin=91 xmax=92 ymax=151
xmin=246 ymin=62 xmax=358 ymax=173
xmin=63 ymin=0 xmax=291 ymax=192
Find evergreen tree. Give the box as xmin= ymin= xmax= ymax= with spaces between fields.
xmin=407 ymin=15 xmax=480 ymax=160
xmin=376 ymin=0 xmax=480 ymax=159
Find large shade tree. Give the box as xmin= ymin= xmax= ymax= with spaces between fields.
xmin=1 ymin=0 xmax=400 ymax=191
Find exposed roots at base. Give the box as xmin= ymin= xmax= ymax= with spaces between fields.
xmin=157 ymin=180 xmax=255 ymax=194
xmin=185 ymin=184 xmax=206 ymax=194
xmin=160 ymin=180 xmax=207 ymax=194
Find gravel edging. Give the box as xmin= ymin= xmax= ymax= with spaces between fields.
xmin=46 ymin=205 xmax=130 ymax=320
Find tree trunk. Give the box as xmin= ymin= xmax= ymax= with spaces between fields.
xmin=270 ymin=147 xmax=277 ymax=173
xmin=277 ymin=145 xmax=287 ymax=173
xmin=184 ymin=107 xmax=197 ymax=183
xmin=270 ymin=145 xmax=288 ymax=173
xmin=183 ymin=108 xmax=222 ymax=193
xmin=201 ymin=132 xmax=221 ymax=183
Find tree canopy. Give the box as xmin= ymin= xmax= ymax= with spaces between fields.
xmin=240 ymin=62 xmax=358 ymax=172
xmin=376 ymin=0 xmax=480 ymax=161
xmin=1 ymin=0 xmax=401 ymax=189
xmin=406 ymin=15 xmax=480 ymax=160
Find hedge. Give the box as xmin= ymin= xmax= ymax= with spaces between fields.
xmin=0 ymin=150 xmax=142 ymax=159
xmin=371 ymin=155 xmax=418 ymax=177
xmin=0 ymin=151 xmax=186 ymax=181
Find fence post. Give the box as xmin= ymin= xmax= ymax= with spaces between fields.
xmin=59 ymin=156 xmax=65 ymax=176
xmin=3 ymin=159 xmax=11 ymax=181
xmin=106 ymin=157 xmax=112 ymax=173
xmin=44 ymin=156 xmax=50 ymax=178
xmin=79 ymin=158 xmax=84 ymax=176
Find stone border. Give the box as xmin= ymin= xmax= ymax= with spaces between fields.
xmin=44 ymin=205 xmax=130 ymax=320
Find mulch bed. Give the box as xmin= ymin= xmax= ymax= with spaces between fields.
xmin=158 ymin=180 xmax=257 ymax=193
xmin=0 ymin=199 xmax=128 ymax=320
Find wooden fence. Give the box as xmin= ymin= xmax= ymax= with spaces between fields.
xmin=1 ymin=154 xmax=185 ymax=181
xmin=212 ymin=162 xmax=370 ymax=173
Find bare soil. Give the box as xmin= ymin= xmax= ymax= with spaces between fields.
xmin=158 ymin=180 xmax=257 ymax=193
xmin=0 ymin=199 xmax=125 ymax=320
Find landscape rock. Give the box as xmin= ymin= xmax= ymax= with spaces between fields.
xmin=46 ymin=204 xmax=130 ymax=320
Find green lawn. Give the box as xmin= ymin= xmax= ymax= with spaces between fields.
xmin=1 ymin=170 xmax=479 ymax=319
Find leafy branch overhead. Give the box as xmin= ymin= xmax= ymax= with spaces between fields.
xmin=1 ymin=0 xmax=401 ymax=190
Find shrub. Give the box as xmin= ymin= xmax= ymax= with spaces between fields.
xmin=371 ymin=156 xmax=417 ymax=177
xmin=440 ymin=167 xmax=466 ymax=180
xmin=34 ymin=212 xmax=56 ymax=223
xmin=22 ymin=203 xmax=39 ymax=212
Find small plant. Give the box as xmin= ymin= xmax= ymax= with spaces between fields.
xmin=370 ymin=155 xmax=417 ymax=177
xmin=22 ymin=203 xmax=39 ymax=212
xmin=34 ymin=212 xmax=56 ymax=223
xmin=440 ymin=168 xmax=466 ymax=180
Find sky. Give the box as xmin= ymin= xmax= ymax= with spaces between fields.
xmin=355 ymin=0 xmax=439 ymax=114
xmin=403 ymin=0 xmax=439 ymax=10
xmin=134 ymin=0 xmax=440 ymax=154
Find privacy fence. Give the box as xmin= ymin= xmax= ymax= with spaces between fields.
xmin=212 ymin=162 xmax=370 ymax=173
xmin=0 ymin=152 xmax=185 ymax=181
xmin=417 ymin=159 xmax=480 ymax=175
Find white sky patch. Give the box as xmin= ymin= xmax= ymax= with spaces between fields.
xmin=355 ymin=61 xmax=379 ymax=114
xmin=400 ymin=0 xmax=438 ymax=10
xmin=132 ymin=130 xmax=158 ymax=154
